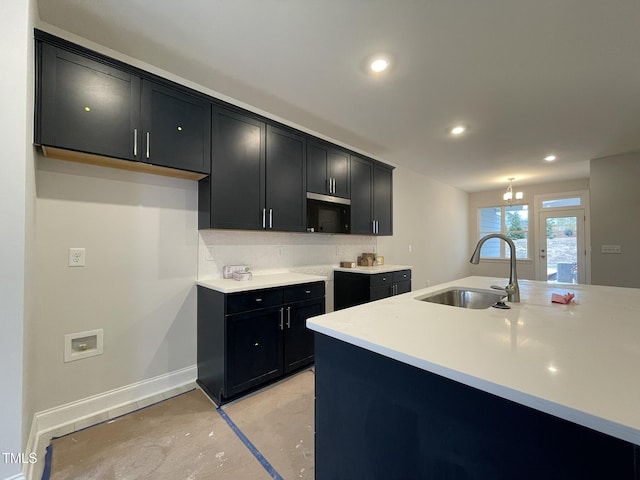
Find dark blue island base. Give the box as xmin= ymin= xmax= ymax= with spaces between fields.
xmin=314 ymin=333 xmax=639 ymax=480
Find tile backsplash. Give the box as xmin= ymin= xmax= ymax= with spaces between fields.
xmin=199 ymin=230 xmax=379 ymax=312
xmin=198 ymin=229 xmax=378 ymax=280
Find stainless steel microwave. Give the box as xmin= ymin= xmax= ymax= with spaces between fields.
xmin=306 ymin=193 xmax=350 ymax=234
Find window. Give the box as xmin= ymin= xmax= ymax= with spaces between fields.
xmin=478 ymin=204 xmax=529 ymax=259
xmin=542 ymin=197 xmax=581 ymax=209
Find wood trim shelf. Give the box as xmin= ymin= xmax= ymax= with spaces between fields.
xmin=41 ymin=146 xmax=208 ymax=181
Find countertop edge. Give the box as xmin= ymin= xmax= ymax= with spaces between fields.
xmin=308 ymin=323 xmax=639 ymax=445
xmin=334 ymin=264 xmax=413 ymax=274
xmin=197 ymin=272 xmax=327 ymax=293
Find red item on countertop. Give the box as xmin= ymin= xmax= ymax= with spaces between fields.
xmin=551 ymin=292 xmax=575 ymax=304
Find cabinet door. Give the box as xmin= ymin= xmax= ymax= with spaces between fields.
xmin=226 ymin=306 xmax=283 ymax=397
xmin=266 ymin=126 xmax=306 ymax=231
xmin=373 ymin=164 xmax=393 ymax=235
xmin=350 ymin=155 xmax=374 ymax=234
xmin=141 ymin=80 xmax=211 ymax=173
xmin=307 ymin=141 xmax=330 ymax=195
xmin=37 ymin=43 xmax=140 ymax=160
xmin=210 ymin=107 xmax=266 ymax=230
xmin=328 ymin=148 xmax=350 ymax=198
xmin=307 ymin=140 xmax=350 ymax=198
xmin=395 ymin=280 xmax=412 ymax=295
xmin=284 ymin=299 xmax=324 ymax=373
xmin=370 ymin=285 xmax=392 ymax=301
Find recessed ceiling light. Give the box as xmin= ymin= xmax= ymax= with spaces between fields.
xmin=450 ymin=125 xmax=466 ymax=135
xmin=544 ymin=155 xmax=557 ymax=162
xmin=370 ymin=57 xmax=389 ymax=73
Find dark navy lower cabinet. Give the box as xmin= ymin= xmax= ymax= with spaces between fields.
xmin=197 ymin=281 xmax=324 ymax=405
xmin=334 ymin=269 xmax=411 ymax=310
xmin=314 ymin=333 xmax=639 ymax=480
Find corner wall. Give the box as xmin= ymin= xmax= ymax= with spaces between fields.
xmin=590 ymin=152 xmax=640 ymax=287
xmin=1 ymin=2 xmax=32 ymax=479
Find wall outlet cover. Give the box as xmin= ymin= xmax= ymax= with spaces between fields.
xmin=68 ymin=247 xmax=86 ymax=267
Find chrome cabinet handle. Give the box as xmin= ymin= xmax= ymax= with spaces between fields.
xmin=133 ymin=129 xmax=138 ymax=157
xmin=280 ymin=308 xmax=284 ymax=330
xmin=255 ymin=298 xmax=262 ymax=302
xmin=262 ymin=208 xmax=266 ymax=229
xmin=146 ymin=131 xmax=150 ymax=159
xmin=372 ymin=220 xmax=376 ymax=234
xmin=286 ymin=306 xmax=291 ymax=328
xmin=305 ymin=290 xmax=311 ymax=294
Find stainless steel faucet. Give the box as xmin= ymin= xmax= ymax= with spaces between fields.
xmin=470 ymin=233 xmax=521 ymax=302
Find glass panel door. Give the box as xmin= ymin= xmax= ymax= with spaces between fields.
xmin=537 ymin=210 xmax=586 ymax=284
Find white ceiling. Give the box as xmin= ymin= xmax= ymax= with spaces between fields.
xmin=37 ymin=0 xmax=640 ymax=192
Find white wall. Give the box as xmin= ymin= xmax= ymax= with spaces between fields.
xmin=590 ymin=151 xmax=640 ymax=288
xmin=377 ymin=165 xmax=470 ymax=288
xmin=29 ymin=157 xmax=198 ymax=413
xmin=467 ymin=178 xmax=590 ymax=281
xmin=1 ymin=2 xmax=32 ymax=478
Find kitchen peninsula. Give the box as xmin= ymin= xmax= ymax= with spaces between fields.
xmin=308 ymin=276 xmax=640 ymax=479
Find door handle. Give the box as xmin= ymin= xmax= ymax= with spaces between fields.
xmin=133 ymin=129 xmax=138 ymax=157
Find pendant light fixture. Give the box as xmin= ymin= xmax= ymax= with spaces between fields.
xmin=503 ymin=177 xmax=523 ymax=205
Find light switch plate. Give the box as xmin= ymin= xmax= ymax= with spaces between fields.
xmin=601 ymin=245 xmax=621 ymax=254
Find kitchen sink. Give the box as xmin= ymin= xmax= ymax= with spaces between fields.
xmin=416 ymin=288 xmax=507 ymax=309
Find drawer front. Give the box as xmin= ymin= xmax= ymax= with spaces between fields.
xmin=392 ymin=270 xmax=411 ymax=283
xmin=369 ymin=273 xmax=392 ymax=287
xmin=284 ymin=281 xmax=325 ymax=303
xmin=227 ymin=288 xmax=283 ymax=314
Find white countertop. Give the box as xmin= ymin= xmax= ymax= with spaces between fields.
xmin=307 ymin=276 xmax=640 ymax=445
xmin=334 ymin=264 xmax=412 ymax=274
xmin=197 ymin=272 xmax=327 ymax=293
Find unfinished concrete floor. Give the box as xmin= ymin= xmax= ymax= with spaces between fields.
xmin=47 ymin=369 xmax=315 ymax=480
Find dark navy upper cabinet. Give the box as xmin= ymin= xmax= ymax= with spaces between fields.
xmin=350 ymin=154 xmax=393 ymax=235
xmin=307 ymin=140 xmax=350 ymax=199
xmin=140 ymin=80 xmax=211 ymax=173
xmin=35 ymin=33 xmax=211 ymax=176
xmin=373 ymin=163 xmax=393 ymax=235
xmin=265 ymin=125 xmax=306 ymax=232
xmin=37 ymin=42 xmax=140 ymax=161
xmin=200 ymin=110 xmax=306 ymax=232
xmin=206 ymin=106 xmax=266 ymax=230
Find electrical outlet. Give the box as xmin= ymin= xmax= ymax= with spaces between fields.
xmin=68 ymin=248 xmax=86 ymax=267
xmin=601 ymin=245 xmax=621 ymax=254
xmin=205 ymin=246 xmax=214 ymax=261
xmin=408 ymin=244 xmax=412 ymax=252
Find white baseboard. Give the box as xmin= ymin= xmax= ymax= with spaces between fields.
xmin=23 ymin=365 xmax=196 ymax=480
xmin=3 ymin=473 xmax=26 ymax=480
